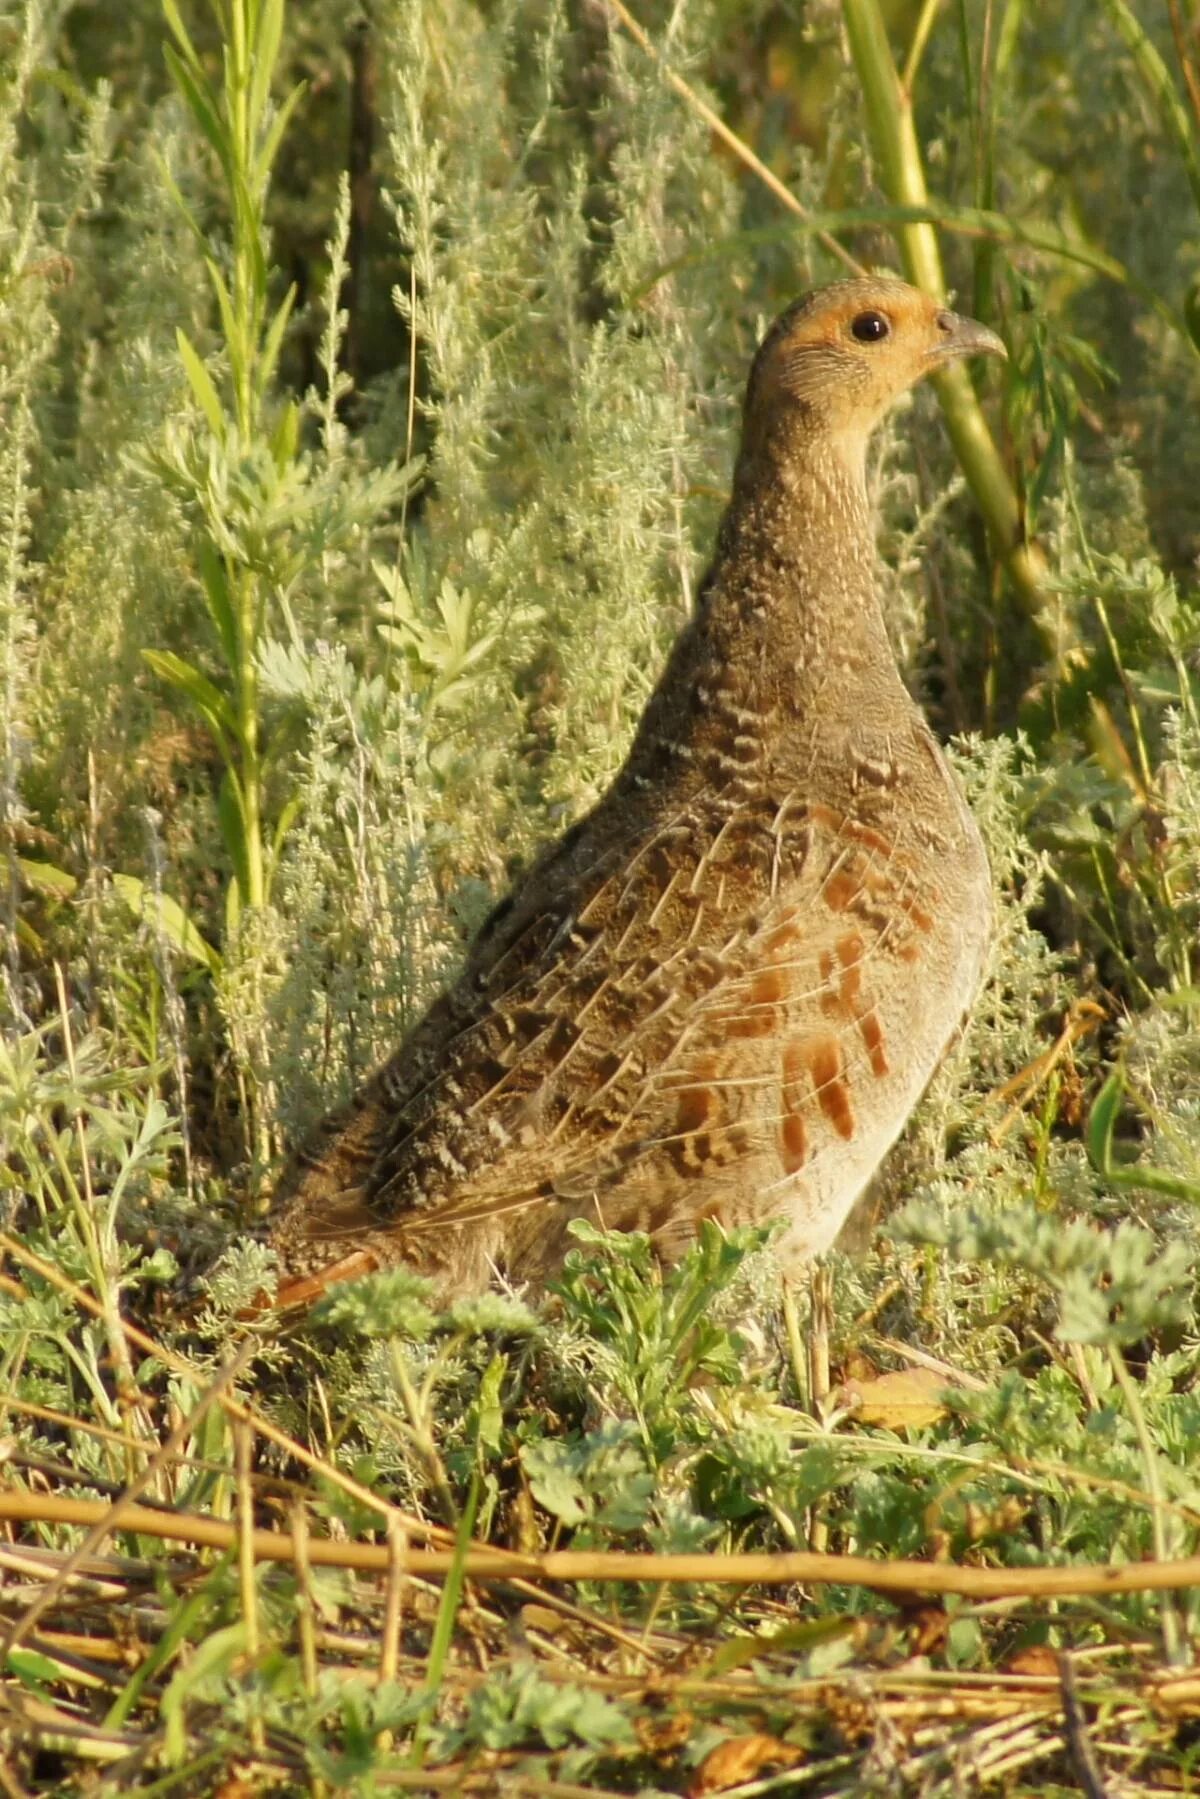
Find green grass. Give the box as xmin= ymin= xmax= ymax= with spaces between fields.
xmin=2 ymin=0 xmax=1200 ymax=1791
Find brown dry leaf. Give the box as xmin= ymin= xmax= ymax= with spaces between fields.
xmin=840 ymin=1365 xmax=948 ymax=1431
xmin=515 ymin=1602 xmax=572 ymax=1643
xmin=637 ymin=1708 xmax=694 ymax=1760
xmin=690 ymin=1733 xmax=805 ymax=1794
xmin=1003 ymin=1644 xmax=1060 ymax=1678
xmin=906 ymin=1604 xmax=950 ymax=1656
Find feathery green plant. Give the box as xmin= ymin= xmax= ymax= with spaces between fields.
xmin=131 ymin=0 xmax=419 ymax=1160
xmin=152 ymin=0 xmax=307 ymax=923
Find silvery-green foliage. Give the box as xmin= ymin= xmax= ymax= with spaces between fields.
xmin=262 ymin=632 xmax=462 ymax=1118
xmin=378 ymin=0 xmax=742 ymax=842
xmin=0 ymin=5 xmax=64 ymax=1017
xmin=893 ymin=1195 xmax=1194 ymax=1347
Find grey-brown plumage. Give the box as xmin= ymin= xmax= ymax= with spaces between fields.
xmin=269 ymin=276 xmax=1001 ymax=1306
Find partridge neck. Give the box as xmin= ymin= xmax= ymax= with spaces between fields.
xmin=708 ymin=423 xmax=894 ymax=687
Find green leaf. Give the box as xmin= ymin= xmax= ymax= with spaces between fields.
xmin=217 ymin=769 xmax=252 ymax=909
xmin=175 ymin=328 xmax=226 ymax=441
xmin=269 ymin=791 xmax=302 ymax=876
xmin=197 ymin=540 xmax=238 ymax=669
xmin=16 ymin=856 xmax=77 ymax=897
xmin=1186 ymin=274 xmax=1200 ymax=355
xmin=707 ymin=1615 xmax=859 ymax=1676
xmin=153 ymin=151 xmax=207 ymax=253
xmin=160 ymin=1621 xmax=246 ymax=1766
xmin=105 ymin=1588 xmax=216 ymax=1731
xmin=229 ymin=161 xmax=269 ymax=304
xmin=1086 ymin=1070 xmax=1124 ymax=1175
xmin=205 ymin=259 xmax=241 ymax=383
xmin=248 ymin=0 xmax=284 ymax=137
xmin=161 ymin=0 xmax=202 ymax=72
xmin=463 ymin=1667 xmax=635 ymax=1752
xmin=252 ymin=80 xmax=305 ymax=197
xmin=1086 ymin=1071 xmax=1200 ymax=1202
xmin=269 ymin=395 xmax=299 ymax=471
xmin=6 ymin=1648 xmax=64 ymax=1690
xmin=1102 ymin=0 xmax=1200 ymax=221
xmin=163 ymin=44 xmax=231 ymax=187
xmin=314 ymin=1268 xmax=439 ymax=1340
xmin=447 ymin=1293 xmax=539 ymax=1336
xmin=258 ymin=286 xmax=297 ymax=412
xmin=412 ymin=1472 xmax=481 ymax=1760
xmin=142 ymin=648 xmax=238 ymax=748
xmin=520 ymin=1439 xmax=590 ymax=1526
xmin=111 ymin=874 xmax=222 ymax=976
xmin=469 ymin=1352 xmax=507 ymax=1457
xmin=224 ymin=860 xmax=241 ymax=936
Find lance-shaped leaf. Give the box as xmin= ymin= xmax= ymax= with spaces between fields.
xmin=142 ymin=649 xmax=238 ymax=754
xmin=112 ymin=874 xmax=222 ymax=976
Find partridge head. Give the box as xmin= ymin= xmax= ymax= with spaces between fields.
xmin=269 ymin=275 xmax=1003 ymax=1305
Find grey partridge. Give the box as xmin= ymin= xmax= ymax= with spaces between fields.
xmin=270 ymin=276 xmax=1000 ymax=1305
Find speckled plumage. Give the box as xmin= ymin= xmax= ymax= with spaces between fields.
xmin=269 ymin=277 xmax=1001 ymax=1305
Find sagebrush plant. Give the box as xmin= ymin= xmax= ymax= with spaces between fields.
xmin=2 ymin=0 xmax=1200 ymax=1788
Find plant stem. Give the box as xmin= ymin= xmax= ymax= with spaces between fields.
xmin=842 ymin=0 xmax=1061 ymax=652
xmin=389 ymin=1340 xmax=459 ymax=1526
xmin=902 ymin=0 xmax=944 ymax=91
xmin=236 ymin=570 xmax=265 ymax=912
xmin=1108 ymin=1345 xmax=1187 ymax=1668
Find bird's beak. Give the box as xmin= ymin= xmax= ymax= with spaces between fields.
xmin=927 ymin=309 xmax=1008 ymax=364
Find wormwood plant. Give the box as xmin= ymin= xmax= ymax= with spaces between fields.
xmin=133 ymin=0 xmax=418 ymax=1160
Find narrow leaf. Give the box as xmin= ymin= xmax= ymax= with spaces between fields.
xmin=269 ymin=397 xmax=299 ymax=471
xmin=197 ymin=540 xmax=239 ymax=669
xmin=248 ymin=0 xmax=285 ymax=137
xmin=412 ymin=1473 xmax=481 ymax=1763
xmin=175 ymin=328 xmax=226 ymax=441
xmin=205 ymin=260 xmax=241 ymax=377
xmin=161 ymin=0 xmax=202 ymax=70
xmin=142 ymin=648 xmax=239 ymax=746
xmin=163 ymin=44 xmax=231 ymax=185
xmin=154 ymin=152 xmax=208 ymax=253
xmin=217 ymin=769 xmax=252 ymax=909
xmin=1102 ymin=0 xmax=1200 ymax=220
xmin=252 ymin=81 xmax=305 ymax=196
xmin=707 ymin=1616 xmax=858 ymax=1677
xmin=1086 ymin=1071 xmax=1124 ymax=1176
xmin=1186 ymin=275 xmax=1200 ymax=355
xmin=160 ymin=1622 xmax=245 ymax=1766
xmin=258 ymin=284 xmax=296 ymax=406
xmin=112 ymin=874 xmax=221 ymax=976
xmin=270 ymin=791 xmax=302 ymax=867
xmin=16 ymin=857 xmax=77 ymax=897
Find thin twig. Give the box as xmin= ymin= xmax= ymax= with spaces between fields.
xmin=601 ymin=0 xmax=861 ymax=274
xmin=235 ymin=1418 xmax=265 ymax=1753
xmin=8 ymin=1489 xmax=1200 ymax=1599
xmin=1167 ymin=0 xmax=1200 ymax=136
xmin=1058 ymin=1652 xmax=1111 ymax=1799
xmin=381 ymin=1518 xmax=409 ymax=1688
xmin=1108 ymin=1345 xmax=1187 ymax=1669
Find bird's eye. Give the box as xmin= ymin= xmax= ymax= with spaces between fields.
xmin=850 ymin=310 xmax=890 ymax=343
